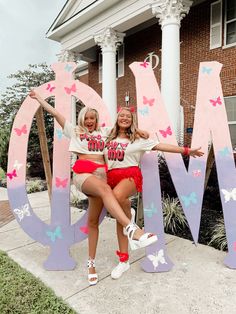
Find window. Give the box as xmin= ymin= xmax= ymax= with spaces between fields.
xmin=210 ymin=0 xmax=236 ymax=49
xmin=98 ymin=44 xmax=124 ymax=83
xmin=210 ymin=0 xmax=222 ymax=49
xmin=225 ymin=96 xmax=236 ymax=151
xmin=225 ymin=0 xmax=236 ymax=45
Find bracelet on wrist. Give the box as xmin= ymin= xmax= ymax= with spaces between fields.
xmin=183 ymin=146 xmax=190 ymax=156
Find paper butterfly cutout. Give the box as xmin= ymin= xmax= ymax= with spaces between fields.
xmin=64 ymin=64 xmax=73 ymax=72
xmin=147 ymin=249 xmax=167 ymax=270
xmin=233 ymin=242 xmax=236 ymax=251
xmin=140 ymin=61 xmax=149 ymax=68
xmin=159 ymin=126 xmax=172 ymax=138
xmin=100 ymin=122 xmax=106 ymax=127
xmin=14 ymin=124 xmax=27 ymax=136
xmin=6 ymin=169 xmax=17 ymax=180
xmin=13 ymin=160 xmax=23 ymax=170
xmin=46 ymin=226 xmax=63 ymax=242
xmin=180 ymin=192 xmax=197 ymax=207
xmin=192 ymin=169 xmax=201 ymax=177
xmin=55 ymin=177 xmax=68 ymax=188
xmin=138 ymin=107 xmax=149 ymax=116
xmin=56 ymin=129 xmax=63 ymax=140
xmin=221 ymin=188 xmax=236 ymax=203
xmin=202 ymin=66 xmax=212 ymax=75
xmin=143 ymin=96 xmax=155 ymax=106
xmin=46 ymin=83 xmax=55 ymax=92
xmin=209 ymin=96 xmax=222 ymax=107
xmin=80 ymin=225 xmax=89 ymax=234
xmin=219 ymin=147 xmax=230 ymax=157
xmin=144 ymin=202 xmax=158 ymax=218
xmin=13 ymin=203 xmax=31 ymax=221
xmin=64 ymin=83 xmax=76 ymax=94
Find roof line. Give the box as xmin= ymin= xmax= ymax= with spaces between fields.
xmin=46 ymin=0 xmax=99 ymax=35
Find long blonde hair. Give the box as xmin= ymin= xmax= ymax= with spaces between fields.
xmin=75 ymin=107 xmax=100 ymax=135
xmin=106 ymin=107 xmax=139 ymax=143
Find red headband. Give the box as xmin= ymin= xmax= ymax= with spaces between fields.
xmin=117 ymin=106 xmax=136 ymax=113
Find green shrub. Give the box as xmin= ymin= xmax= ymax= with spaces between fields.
xmin=26 ymin=179 xmax=45 ymax=193
xmin=209 ymin=218 xmax=227 ymax=251
xmin=162 ymin=195 xmax=188 ymax=233
xmin=0 ymin=167 xmax=5 ymax=180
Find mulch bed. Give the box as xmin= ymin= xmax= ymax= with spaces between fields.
xmin=0 ymin=201 xmax=14 ymax=228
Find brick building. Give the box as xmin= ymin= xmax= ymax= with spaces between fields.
xmin=47 ymin=0 xmax=236 ymax=147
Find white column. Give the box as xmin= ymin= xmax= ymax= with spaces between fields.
xmin=151 ymin=0 xmax=192 ymax=139
xmin=94 ymin=28 xmax=125 ymax=123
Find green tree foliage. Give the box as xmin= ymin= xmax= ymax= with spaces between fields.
xmin=0 ymin=63 xmax=55 ymax=176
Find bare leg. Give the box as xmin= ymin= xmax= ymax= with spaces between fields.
xmin=82 ymin=176 xmax=131 ymax=227
xmin=113 ymin=179 xmax=137 ymax=254
xmin=87 ymin=196 xmax=103 ymax=282
xmin=81 ymin=175 xmax=152 ymax=242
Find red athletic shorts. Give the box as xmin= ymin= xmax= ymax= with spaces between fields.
xmin=107 ymin=166 xmax=143 ymax=192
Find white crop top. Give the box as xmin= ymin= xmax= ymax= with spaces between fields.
xmin=63 ymin=120 xmax=111 ymax=155
xmin=104 ymin=136 xmax=159 ymax=170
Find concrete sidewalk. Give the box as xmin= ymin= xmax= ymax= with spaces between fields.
xmin=0 ymin=187 xmax=236 ymax=314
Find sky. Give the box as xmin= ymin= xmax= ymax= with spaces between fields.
xmin=0 ymin=0 xmax=66 ymax=95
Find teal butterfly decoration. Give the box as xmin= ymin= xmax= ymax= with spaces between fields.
xmin=144 ymin=202 xmax=157 ymax=218
xmin=202 ymin=66 xmax=212 ymax=75
xmin=138 ymin=107 xmax=149 ymax=116
xmin=219 ymin=147 xmax=230 ymax=157
xmin=180 ymin=192 xmax=197 ymax=207
xmin=64 ymin=64 xmax=73 ymax=72
xmin=46 ymin=226 xmax=63 ymax=242
xmin=56 ymin=129 xmax=63 ymax=140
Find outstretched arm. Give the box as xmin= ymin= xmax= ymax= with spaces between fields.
xmin=29 ymin=91 xmax=66 ymax=128
xmin=152 ymin=143 xmax=204 ymax=158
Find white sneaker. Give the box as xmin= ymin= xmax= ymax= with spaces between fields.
xmin=111 ymin=262 xmax=130 ymax=279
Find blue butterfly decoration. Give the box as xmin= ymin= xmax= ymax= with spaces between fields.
xmin=138 ymin=106 xmax=149 ymax=116
xmin=202 ymin=66 xmax=212 ymax=75
xmin=219 ymin=146 xmax=230 ymax=157
xmin=46 ymin=226 xmax=63 ymax=242
xmin=180 ymin=192 xmax=197 ymax=207
xmin=56 ymin=129 xmax=63 ymax=140
xmin=144 ymin=202 xmax=157 ymax=218
xmin=64 ymin=64 xmax=73 ymax=72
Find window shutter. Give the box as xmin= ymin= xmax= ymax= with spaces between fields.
xmin=210 ymin=0 xmax=222 ymax=49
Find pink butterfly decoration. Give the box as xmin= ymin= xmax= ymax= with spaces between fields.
xmin=55 ymin=177 xmax=68 ymax=188
xmin=64 ymin=83 xmax=76 ymax=95
xmin=80 ymin=225 xmax=89 ymax=234
xmin=192 ymin=169 xmax=201 ymax=177
xmin=143 ymin=96 xmax=155 ymax=106
xmin=234 ymin=242 xmax=236 ymax=251
xmin=159 ymin=126 xmax=172 ymax=138
xmin=140 ymin=61 xmax=149 ymax=68
xmin=100 ymin=123 xmax=106 ymax=127
xmin=14 ymin=124 xmax=27 ymax=136
xmin=7 ymin=169 xmax=17 ymax=180
xmin=209 ymin=96 xmax=222 ymax=107
xmin=46 ymin=83 xmax=56 ymax=92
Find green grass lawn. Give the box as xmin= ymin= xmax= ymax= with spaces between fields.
xmin=0 ymin=251 xmax=77 ymax=314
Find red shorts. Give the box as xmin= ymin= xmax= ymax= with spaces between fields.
xmin=107 ymin=166 xmax=143 ymax=192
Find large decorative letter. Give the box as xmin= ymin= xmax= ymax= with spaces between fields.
xmin=7 ymin=62 xmax=111 ymax=270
